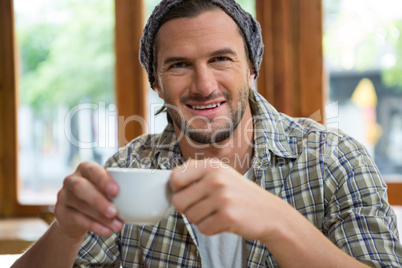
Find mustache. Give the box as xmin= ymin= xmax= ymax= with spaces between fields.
xmin=180 ymin=91 xmax=232 ymax=103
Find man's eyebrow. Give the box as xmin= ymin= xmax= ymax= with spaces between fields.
xmin=209 ymin=48 xmax=237 ymax=57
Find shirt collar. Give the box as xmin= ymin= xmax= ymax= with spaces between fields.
xmin=249 ymin=90 xmax=298 ymax=169
xmin=150 ymin=124 xmax=184 ymax=170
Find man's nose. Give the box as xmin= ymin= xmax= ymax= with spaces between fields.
xmin=190 ymin=64 xmax=218 ymax=96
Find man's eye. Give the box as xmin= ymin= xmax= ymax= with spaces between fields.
xmin=215 ymin=56 xmax=230 ymax=62
xmin=170 ymin=62 xmax=186 ymax=69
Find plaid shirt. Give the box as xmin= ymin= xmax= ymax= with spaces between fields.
xmin=74 ymin=90 xmax=402 ymax=267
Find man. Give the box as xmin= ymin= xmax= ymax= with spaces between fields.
xmin=13 ymin=0 xmax=402 ymax=267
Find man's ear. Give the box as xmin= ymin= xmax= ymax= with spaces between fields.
xmin=248 ymin=69 xmax=256 ymax=89
xmin=153 ymin=80 xmax=164 ymax=99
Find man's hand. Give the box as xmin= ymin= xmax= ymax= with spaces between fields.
xmin=170 ymin=159 xmax=370 ymax=268
xmin=169 ymin=158 xmax=289 ymax=243
xmin=54 ymin=161 xmax=124 ymax=239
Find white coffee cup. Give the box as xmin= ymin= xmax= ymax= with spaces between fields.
xmin=106 ymin=167 xmax=174 ymax=225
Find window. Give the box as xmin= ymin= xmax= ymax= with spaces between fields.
xmin=323 ymin=0 xmax=402 ymax=181
xmin=13 ymin=0 xmax=117 ymax=205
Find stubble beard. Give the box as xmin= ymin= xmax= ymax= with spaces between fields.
xmin=164 ymin=85 xmax=249 ymax=145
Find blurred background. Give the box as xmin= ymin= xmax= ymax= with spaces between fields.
xmin=324 ymin=0 xmax=402 ymax=179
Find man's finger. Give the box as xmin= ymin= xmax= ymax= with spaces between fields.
xmin=62 ymin=174 xmax=118 ymax=219
xmin=170 ymin=159 xmax=211 ymax=192
xmin=76 ymin=161 xmax=118 ymax=197
xmin=170 ymin=158 xmax=231 ymax=192
xmin=58 ymin=205 xmax=113 ymax=237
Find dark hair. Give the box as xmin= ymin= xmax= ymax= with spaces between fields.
xmin=152 ymin=0 xmax=252 ymax=79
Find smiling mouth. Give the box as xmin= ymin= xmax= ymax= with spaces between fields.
xmin=188 ymin=102 xmax=224 ymax=110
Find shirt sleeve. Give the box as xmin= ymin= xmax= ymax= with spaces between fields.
xmin=323 ymin=135 xmax=402 ymax=267
xmin=74 ymin=231 xmax=121 ymax=267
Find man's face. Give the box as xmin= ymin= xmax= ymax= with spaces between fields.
xmin=153 ymin=9 xmax=255 ymax=144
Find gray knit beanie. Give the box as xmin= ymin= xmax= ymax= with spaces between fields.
xmin=139 ymin=0 xmax=264 ymax=89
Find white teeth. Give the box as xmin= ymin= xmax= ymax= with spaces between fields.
xmin=191 ymin=103 xmax=221 ymax=110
